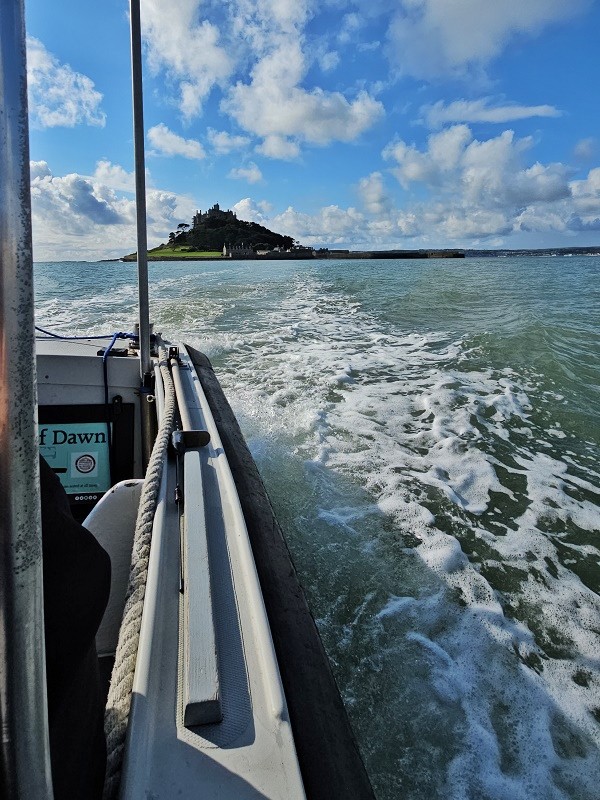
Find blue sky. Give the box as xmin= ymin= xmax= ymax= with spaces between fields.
xmin=24 ymin=0 xmax=600 ymax=260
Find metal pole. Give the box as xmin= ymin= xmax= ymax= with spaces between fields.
xmin=0 ymin=0 xmax=55 ymax=796
xmin=129 ymin=0 xmax=152 ymax=381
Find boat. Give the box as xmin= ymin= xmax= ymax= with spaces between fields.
xmin=0 ymin=1 xmax=375 ymax=798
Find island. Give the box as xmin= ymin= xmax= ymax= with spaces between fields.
xmin=121 ymin=203 xmax=465 ymax=261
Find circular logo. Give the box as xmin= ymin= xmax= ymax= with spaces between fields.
xmin=75 ymin=454 xmax=96 ymax=474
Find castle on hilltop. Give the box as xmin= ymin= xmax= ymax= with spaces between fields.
xmin=192 ymin=203 xmax=236 ymax=229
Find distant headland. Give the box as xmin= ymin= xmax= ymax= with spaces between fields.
xmin=120 ymin=204 xmax=600 ymax=262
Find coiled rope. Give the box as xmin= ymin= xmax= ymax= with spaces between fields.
xmin=103 ymin=347 xmax=176 ymax=799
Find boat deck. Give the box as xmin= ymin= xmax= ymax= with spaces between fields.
xmin=35 ymin=337 xmax=305 ymax=799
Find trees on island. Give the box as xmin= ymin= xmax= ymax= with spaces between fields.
xmin=168 ymin=209 xmax=294 ymax=252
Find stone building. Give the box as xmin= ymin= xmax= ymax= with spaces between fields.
xmin=222 ymin=242 xmax=254 ymax=258
xmin=193 ymin=203 xmax=236 ymax=229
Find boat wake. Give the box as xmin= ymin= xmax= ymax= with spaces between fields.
xmin=36 ymin=264 xmax=600 ymax=800
xmin=184 ymin=275 xmax=600 ymax=800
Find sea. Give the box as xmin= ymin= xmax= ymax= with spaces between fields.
xmin=34 ymin=255 xmax=600 ymax=800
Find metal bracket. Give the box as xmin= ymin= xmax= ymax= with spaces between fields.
xmin=171 ymin=430 xmax=211 ymax=452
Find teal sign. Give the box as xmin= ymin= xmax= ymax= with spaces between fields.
xmin=39 ymin=423 xmax=111 ymax=495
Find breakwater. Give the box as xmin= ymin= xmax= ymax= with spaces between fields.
xmin=123 ymin=248 xmax=465 ymax=262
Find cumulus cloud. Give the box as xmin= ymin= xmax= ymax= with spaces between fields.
xmin=26 ymin=36 xmax=105 ymax=128
xmin=31 ymin=170 xmax=123 ymax=228
xmin=140 ymin=0 xmax=232 ymax=119
xmin=30 ymin=161 xmax=52 ymax=180
xmin=384 ymin=125 xmax=571 ymax=208
xmin=270 ymin=204 xmax=365 ymax=243
xmin=143 ymin=121 xmax=598 ymax=253
xmin=374 ymin=123 xmax=585 ymax=242
xmin=567 ymin=215 xmax=600 ymax=231
xmin=256 ymin=135 xmax=301 ymax=160
xmin=222 ymin=41 xmax=384 ymax=150
xmin=228 ymin=162 xmax=263 ymax=184
xmin=423 ymin=98 xmax=562 ymax=128
xmin=232 ymin=197 xmax=269 ymax=224
xmin=570 ymin=167 xmax=600 ymax=223
xmin=386 ymin=0 xmax=590 ymax=80
xmin=138 ymin=0 xmax=382 ymax=156
xmin=93 ymin=161 xmax=136 ymax=192
xmin=232 ymin=198 xmax=371 ymax=245
xmin=383 ymin=125 xmax=473 ymax=188
xmin=358 ymin=172 xmax=393 ymax=216
xmin=229 ymin=0 xmax=315 ymax=51
xmin=207 ymin=129 xmax=251 ymax=154
xmin=29 ymin=161 xmax=195 ymax=261
xmin=147 ymin=123 xmax=205 ymax=159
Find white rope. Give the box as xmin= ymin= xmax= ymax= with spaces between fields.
xmin=103 ymin=348 xmax=176 ymax=799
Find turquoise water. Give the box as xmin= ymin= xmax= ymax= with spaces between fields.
xmin=35 ymin=256 xmax=600 ymax=800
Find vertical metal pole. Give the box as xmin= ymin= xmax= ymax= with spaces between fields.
xmin=0 ymin=0 xmax=55 ymax=796
xmin=129 ymin=0 xmax=152 ymax=381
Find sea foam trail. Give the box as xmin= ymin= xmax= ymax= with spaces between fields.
xmin=181 ymin=275 xmax=600 ymax=800
xmin=35 ymin=263 xmax=600 ymax=800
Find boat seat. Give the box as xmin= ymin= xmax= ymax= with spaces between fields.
xmin=84 ymin=479 xmax=144 ymax=657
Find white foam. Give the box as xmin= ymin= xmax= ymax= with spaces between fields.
xmin=38 ymin=265 xmax=600 ymax=799
xmin=188 ymin=273 xmax=600 ymax=797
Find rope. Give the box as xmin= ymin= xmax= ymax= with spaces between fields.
xmin=35 ymin=325 xmax=137 ymax=341
xmin=102 ymin=347 xmax=176 ymax=799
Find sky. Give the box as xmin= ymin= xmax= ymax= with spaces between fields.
xmin=23 ymin=0 xmax=600 ymax=260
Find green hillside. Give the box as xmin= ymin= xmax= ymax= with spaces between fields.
xmin=173 ymin=205 xmax=294 ymax=252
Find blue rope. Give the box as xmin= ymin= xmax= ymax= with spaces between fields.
xmin=35 ymin=325 xmax=138 ymax=341
xmin=102 ymin=332 xmax=122 ymax=363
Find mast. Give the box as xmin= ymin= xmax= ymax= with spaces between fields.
xmin=0 ymin=0 xmax=55 ymax=796
xmin=129 ymin=0 xmax=152 ymax=382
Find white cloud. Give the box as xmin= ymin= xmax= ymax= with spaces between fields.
xmin=232 ymin=199 xmax=370 ymax=245
xmin=208 ymin=129 xmax=251 ymax=154
xmin=30 ymin=161 xmax=52 ymax=180
xmin=140 ymin=0 xmax=233 ymax=119
xmin=148 ymin=123 xmax=206 ymax=159
xmin=232 ymin=197 xmax=269 ymax=223
xmin=29 ymin=161 xmax=196 ymax=261
xmin=376 ymin=124 xmax=580 ymax=243
xmin=570 ymin=167 xmax=600 ymax=222
xmin=26 ymin=36 xmax=105 ymax=128
xmin=31 ymin=170 xmax=124 ymax=228
xmin=423 ymin=98 xmax=562 ymax=128
xmin=319 ymin=51 xmax=340 ymax=72
xmin=386 ymin=0 xmax=590 ymax=80
xmin=256 ymin=135 xmax=301 ymax=160
xmin=358 ymin=172 xmax=393 ymax=216
xmin=93 ymin=161 xmax=136 ymax=192
xmin=383 ymin=125 xmax=473 ymax=188
xmin=137 ymin=1 xmax=383 ymax=158
xmin=338 ymin=13 xmax=363 ymax=44
xmin=268 ymin=204 xmax=365 ymax=243
xmin=229 ymin=0 xmax=316 ymax=51
xmin=574 ymin=138 xmax=597 ymax=161
xmin=222 ymin=41 xmax=384 ymax=150
xmin=228 ymin=162 xmax=263 ymax=184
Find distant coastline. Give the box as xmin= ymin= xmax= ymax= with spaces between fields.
xmin=118 ymin=204 xmax=600 ymax=262
xmin=121 ymin=247 xmax=466 ymax=261
xmin=116 ymin=245 xmax=600 ymax=262
xmin=464 ymin=246 xmax=600 ymax=257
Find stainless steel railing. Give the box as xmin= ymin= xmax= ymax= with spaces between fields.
xmin=0 ymin=0 xmax=55 ymax=796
